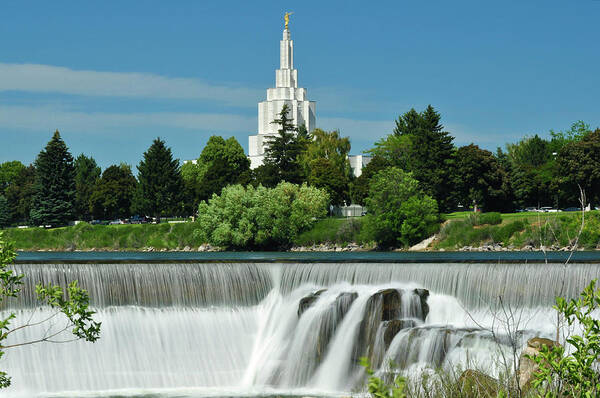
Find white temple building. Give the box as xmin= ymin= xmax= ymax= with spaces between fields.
xmin=248 ymin=24 xmax=316 ymax=169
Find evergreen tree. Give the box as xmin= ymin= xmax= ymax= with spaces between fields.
xmin=134 ymin=138 xmax=184 ymax=217
xmin=376 ymin=105 xmax=456 ymax=211
xmin=74 ymin=154 xmax=101 ymax=220
xmin=0 ymin=161 xmax=26 ymax=195
xmin=30 ymin=131 xmax=76 ymax=227
xmin=262 ymin=104 xmax=306 ymax=185
xmin=0 ymin=196 xmax=10 ymax=228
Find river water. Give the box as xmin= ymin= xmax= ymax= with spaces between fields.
xmin=3 ymin=253 xmax=600 ymax=397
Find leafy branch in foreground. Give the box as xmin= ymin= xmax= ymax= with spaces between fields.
xmin=0 ymin=232 xmax=101 ymax=388
xmin=360 ymin=357 xmax=407 ymax=398
xmin=530 ymin=279 xmax=600 ymax=397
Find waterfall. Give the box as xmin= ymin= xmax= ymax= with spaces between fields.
xmin=2 ymin=262 xmax=597 ymax=397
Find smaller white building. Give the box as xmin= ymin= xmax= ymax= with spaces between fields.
xmin=348 ymin=155 xmax=372 ymax=178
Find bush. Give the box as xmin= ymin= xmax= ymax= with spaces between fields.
xmin=466 ymin=212 xmax=502 ymax=226
xmin=197 ymin=182 xmax=329 ymax=249
xmin=365 ymin=168 xmax=440 ymax=247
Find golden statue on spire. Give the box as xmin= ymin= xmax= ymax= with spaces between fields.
xmin=284 ymin=11 xmax=293 ymax=30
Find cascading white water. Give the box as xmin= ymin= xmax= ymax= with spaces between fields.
xmin=2 ymin=262 xmax=597 ymax=397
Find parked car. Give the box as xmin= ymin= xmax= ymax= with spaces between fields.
xmin=109 ymin=219 xmax=125 ymax=225
xmin=524 ymin=207 xmax=538 ymax=212
xmin=539 ymin=206 xmax=560 ymax=212
xmin=130 ymin=215 xmax=150 ymax=224
xmin=563 ymin=207 xmax=582 ymax=212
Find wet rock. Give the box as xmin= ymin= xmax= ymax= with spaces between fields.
xmin=298 ymin=289 xmax=327 ymax=316
xmin=518 ymin=337 xmax=559 ymax=392
xmin=381 ymin=319 xmax=417 ymax=349
xmin=458 ymin=369 xmax=500 ymax=398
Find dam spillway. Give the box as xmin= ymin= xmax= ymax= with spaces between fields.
xmin=3 ymin=261 xmax=599 ymax=396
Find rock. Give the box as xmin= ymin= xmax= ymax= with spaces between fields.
xmin=381 ymin=319 xmax=416 ymax=349
xmin=458 ymin=369 xmax=500 ymax=398
xmin=298 ymin=289 xmax=327 ymax=316
xmin=409 ymin=235 xmax=436 ymax=251
xmin=183 ymin=246 xmax=191 ymax=252
xmin=518 ymin=337 xmax=559 ymax=392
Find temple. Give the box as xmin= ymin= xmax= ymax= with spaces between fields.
xmin=248 ymin=21 xmax=316 ymax=169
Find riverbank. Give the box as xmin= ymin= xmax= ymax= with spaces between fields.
xmin=3 ymin=211 xmax=600 ymax=252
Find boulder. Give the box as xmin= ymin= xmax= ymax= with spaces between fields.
xmin=518 ymin=337 xmax=559 ymax=392
xmin=297 ymin=289 xmax=327 ymax=316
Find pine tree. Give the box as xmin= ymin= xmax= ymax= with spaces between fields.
xmin=134 ymin=138 xmax=184 ymax=217
xmin=263 ymin=104 xmax=305 ymax=185
xmin=30 ymin=131 xmax=76 ymax=227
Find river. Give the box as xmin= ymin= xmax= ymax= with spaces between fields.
xmin=3 ymin=252 xmax=600 ymax=397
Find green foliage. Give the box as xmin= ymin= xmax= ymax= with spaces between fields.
xmin=0 ymin=232 xmax=100 ymax=388
xmin=454 ymin=144 xmax=513 ymax=212
xmin=0 ymin=196 xmax=10 ymax=228
xmin=549 ymin=120 xmax=592 ymax=153
xmin=30 ymin=130 xmax=76 ymax=227
xmin=0 ymin=161 xmax=26 ymax=195
xmin=530 ymin=280 xmax=600 ymax=396
xmin=261 ymin=104 xmax=306 ymax=185
xmin=186 ymin=136 xmax=251 ymax=205
xmin=90 ymin=164 xmax=137 ymax=220
xmin=135 ymin=137 xmax=184 ymax=217
xmin=437 ymin=219 xmax=526 ymax=249
xmin=301 ymin=129 xmax=352 ymax=206
xmin=392 ymin=105 xmax=456 ymax=212
xmin=360 ymin=357 xmax=407 ymax=398
xmin=4 ymin=164 xmax=35 ymax=225
xmin=366 ymin=167 xmax=440 ymax=247
xmin=350 ymin=156 xmax=390 ymax=206
xmin=1 ymin=221 xmax=202 ymax=251
xmin=556 ymin=129 xmax=600 ymax=207
xmin=466 ymin=212 xmax=503 ymax=226
xmin=74 ymin=154 xmax=101 ymax=220
xmin=197 ymin=182 xmax=328 ymax=248
xmin=295 ymin=217 xmax=370 ymax=246
xmin=506 ymin=134 xmax=555 ymax=208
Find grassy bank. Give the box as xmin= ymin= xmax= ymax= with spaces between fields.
xmin=3 ymin=222 xmax=202 ymax=251
xmin=3 ymin=210 xmax=599 ymax=251
xmin=436 ymin=210 xmax=600 ymax=250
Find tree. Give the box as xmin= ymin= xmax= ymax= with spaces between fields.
xmin=90 ymin=164 xmax=137 ymax=220
xmin=0 ymin=196 xmax=9 ymax=228
xmin=454 ymin=144 xmax=513 ymax=212
xmin=300 ymin=129 xmax=352 ymax=206
xmin=134 ymin=138 xmax=184 ymax=217
xmin=549 ymin=120 xmax=592 ymax=153
xmin=196 ymin=136 xmax=251 ymax=201
xmin=350 ymin=155 xmax=390 ymax=206
xmin=507 ymin=134 xmax=555 ymax=208
xmin=197 ymin=182 xmax=329 ymax=249
xmin=29 ymin=131 xmax=76 ymax=227
xmin=4 ymin=165 xmax=35 ymax=225
xmin=366 ymin=167 xmax=440 ymax=247
xmin=262 ymin=104 xmax=306 ymax=185
xmin=556 ymin=129 xmax=600 ymax=207
xmin=0 ymin=161 xmax=26 ymax=195
xmin=373 ymin=105 xmax=456 ymax=211
xmin=0 ymin=232 xmax=100 ymax=388
xmin=74 ymin=154 xmax=101 ymax=220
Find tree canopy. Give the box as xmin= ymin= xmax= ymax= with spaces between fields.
xmin=135 ymin=138 xmax=184 ymax=217
xmin=90 ymin=164 xmax=137 ymax=220
xmin=261 ymin=104 xmax=306 ymax=185
xmin=74 ymin=154 xmax=101 ymax=220
xmin=29 ymin=131 xmax=76 ymax=227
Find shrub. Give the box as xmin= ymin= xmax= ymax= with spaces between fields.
xmin=466 ymin=212 xmax=502 ymax=226
xmin=197 ymin=182 xmax=328 ymax=249
xmin=366 ymin=167 xmax=440 ymax=247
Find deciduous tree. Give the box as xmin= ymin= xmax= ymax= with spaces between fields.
xmin=74 ymin=154 xmax=101 ymax=220
xmin=90 ymin=164 xmax=137 ymax=220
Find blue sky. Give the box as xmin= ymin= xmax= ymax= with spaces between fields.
xmin=1 ymin=0 xmax=599 ymax=169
